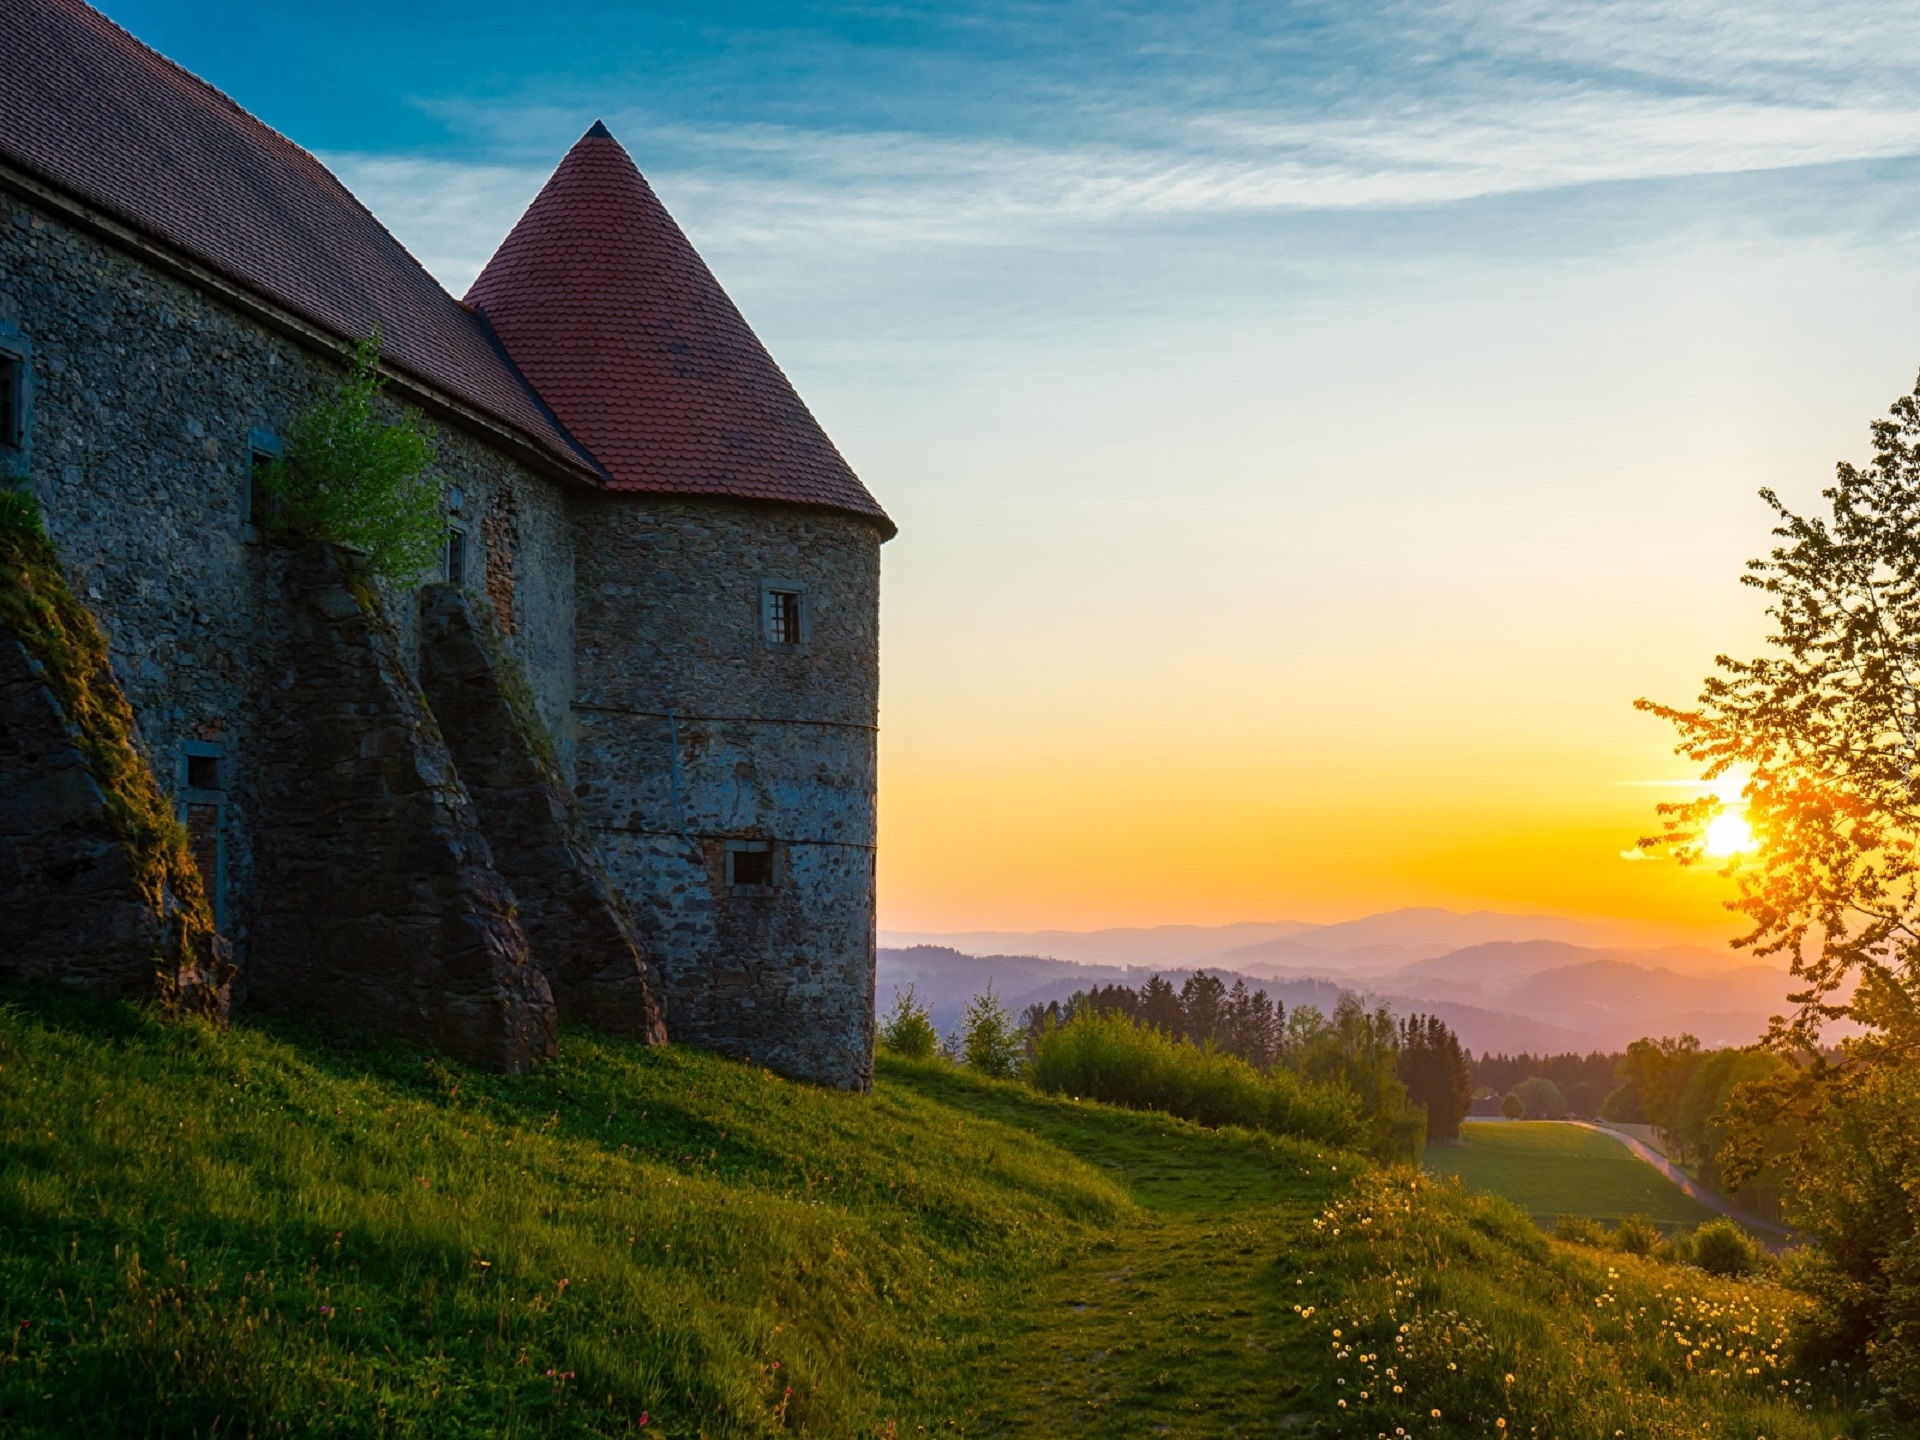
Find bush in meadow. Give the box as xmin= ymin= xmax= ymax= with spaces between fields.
xmin=1028 ymin=1009 xmax=1359 ymax=1146
xmin=1691 ymin=1218 xmax=1760 ymax=1277
xmin=1554 ymin=1214 xmax=1606 ymax=1246
xmin=1656 ymin=1229 xmax=1697 ymax=1267
xmin=1612 ymin=1214 xmax=1661 ymax=1257
xmin=880 ymin=985 xmax=940 ymax=1059
xmin=960 ymin=983 xmax=1023 ymax=1078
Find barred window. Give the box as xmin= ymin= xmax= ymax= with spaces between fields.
xmin=762 ymin=584 xmax=805 ymax=646
xmin=726 ymin=840 xmax=776 ymax=892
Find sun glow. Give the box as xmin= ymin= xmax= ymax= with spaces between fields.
xmin=1703 ymin=808 xmax=1756 ymax=858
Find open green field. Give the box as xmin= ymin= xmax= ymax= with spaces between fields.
xmin=1425 ymin=1120 xmax=1722 ymax=1230
xmin=0 ymin=985 xmax=1868 ymax=1437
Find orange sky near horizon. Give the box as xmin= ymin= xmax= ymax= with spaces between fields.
xmin=876 ymin=704 xmax=1752 ymax=945
xmin=851 ymin=242 xmax=1911 ymax=947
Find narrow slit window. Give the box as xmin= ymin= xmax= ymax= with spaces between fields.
xmin=247 ymin=428 xmax=282 ymax=538
xmin=0 ymin=352 xmax=20 ymax=451
xmin=248 ymin=452 xmax=276 ymax=531
xmin=446 ymin=525 xmax=468 ymax=585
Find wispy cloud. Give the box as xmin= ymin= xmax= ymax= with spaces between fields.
xmin=330 ymin=90 xmax=1920 ymax=292
xmin=322 ymin=0 xmax=1920 ymax=290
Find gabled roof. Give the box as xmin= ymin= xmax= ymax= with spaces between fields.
xmin=0 ymin=0 xmax=597 ymax=480
xmin=466 ymin=125 xmax=893 ymax=534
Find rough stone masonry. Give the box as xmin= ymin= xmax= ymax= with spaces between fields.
xmin=0 ymin=0 xmax=893 ymax=1084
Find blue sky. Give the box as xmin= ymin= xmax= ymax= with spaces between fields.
xmin=103 ymin=1 xmax=1920 ymax=934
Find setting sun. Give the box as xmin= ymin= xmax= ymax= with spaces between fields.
xmin=1703 ymin=809 xmax=1756 ymax=858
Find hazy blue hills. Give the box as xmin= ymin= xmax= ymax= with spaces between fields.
xmin=878 ymin=908 xmax=1791 ymax=1053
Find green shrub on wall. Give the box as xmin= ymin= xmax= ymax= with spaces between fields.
xmin=262 ymin=333 xmax=441 ymax=581
xmin=0 ymin=471 xmax=40 ymax=535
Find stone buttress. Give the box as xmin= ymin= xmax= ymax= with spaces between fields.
xmin=246 ymin=545 xmax=556 ymax=1071
xmin=418 ymin=581 xmax=667 ymax=1045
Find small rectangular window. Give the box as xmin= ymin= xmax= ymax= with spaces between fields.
xmin=763 ymin=587 xmax=804 ymax=646
xmin=0 ymin=352 xmax=20 ymax=450
xmin=726 ymin=840 xmax=776 ymax=892
xmin=445 ymin=525 xmax=468 ymax=585
xmin=186 ymin=753 xmax=221 ymax=791
xmin=180 ymin=742 xmax=225 ymax=795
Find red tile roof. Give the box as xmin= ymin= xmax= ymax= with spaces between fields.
xmin=0 ymin=0 xmax=596 ymax=479
xmin=466 ymin=125 xmax=893 ymax=534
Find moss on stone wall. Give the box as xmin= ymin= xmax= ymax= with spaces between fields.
xmin=0 ymin=496 xmax=229 ymax=1019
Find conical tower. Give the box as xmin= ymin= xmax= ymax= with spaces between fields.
xmin=470 ymin=123 xmax=889 ymax=1091
xmin=466 ymin=121 xmax=891 ymax=531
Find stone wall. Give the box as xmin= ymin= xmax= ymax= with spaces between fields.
xmin=0 ymin=188 xmax=582 ymax=970
xmin=2 ymin=182 xmax=889 ymax=1085
xmin=248 ymin=544 xmax=555 ymax=1071
xmin=572 ymin=494 xmax=883 ymax=1088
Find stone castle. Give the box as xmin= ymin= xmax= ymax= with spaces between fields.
xmin=0 ymin=0 xmax=892 ymax=1087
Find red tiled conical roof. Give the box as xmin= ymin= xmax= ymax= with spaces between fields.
xmin=465 ymin=125 xmax=892 ymax=534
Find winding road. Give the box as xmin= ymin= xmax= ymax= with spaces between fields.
xmin=1574 ymin=1121 xmax=1795 ymax=1245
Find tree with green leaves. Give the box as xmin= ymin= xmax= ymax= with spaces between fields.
xmin=1641 ymin=373 xmax=1920 ymax=1409
xmin=261 ymin=332 xmax=442 ymax=582
xmin=1225 ymin=977 xmax=1280 ymax=1071
xmin=1397 ymin=1013 xmax=1473 ymax=1142
xmin=1670 ymin=1047 xmax=1793 ymax=1211
xmin=1137 ymin=973 xmax=1183 ymax=1035
xmin=879 ymin=984 xmax=939 ymax=1059
xmin=959 ymin=983 xmax=1022 ymax=1079
xmin=1509 ymin=1076 xmax=1568 ymax=1121
xmin=1179 ymin=970 xmax=1228 ymax=1047
xmin=1286 ymin=996 xmax=1424 ymax=1161
xmin=1606 ymin=1035 xmax=1703 ymax=1138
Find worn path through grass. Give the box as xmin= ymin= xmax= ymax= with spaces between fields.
xmin=884 ymin=1062 xmax=1348 ymax=1437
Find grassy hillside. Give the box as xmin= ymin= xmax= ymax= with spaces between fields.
xmin=1424 ymin=1121 xmax=1724 ymax=1231
xmin=0 ymin=985 xmax=1877 ymax=1437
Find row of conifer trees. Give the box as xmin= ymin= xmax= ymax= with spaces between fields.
xmin=880 ymin=972 xmax=1475 ymax=1159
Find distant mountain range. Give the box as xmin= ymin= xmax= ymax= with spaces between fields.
xmin=882 ymin=908 xmax=1684 ymax=975
xmin=876 ymin=908 xmax=1791 ymax=1055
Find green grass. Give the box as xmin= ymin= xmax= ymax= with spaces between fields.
xmin=0 ymin=985 xmax=1879 ymax=1438
xmin=1425 ymin=1120 xmax=1725 ymax=1231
